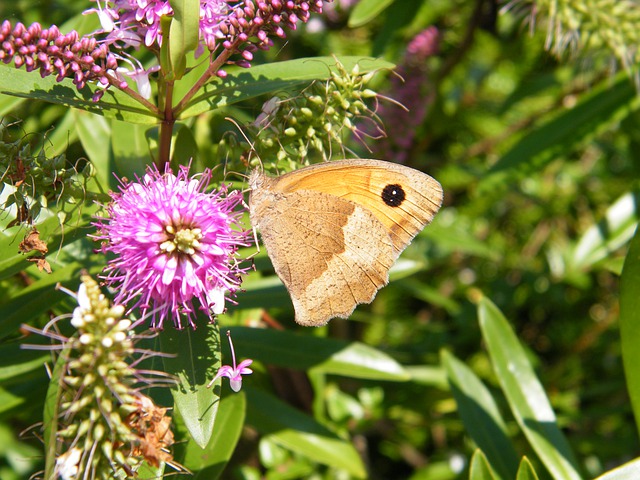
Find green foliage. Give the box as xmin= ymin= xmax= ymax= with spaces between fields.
xmin=1 ymin=0 xmax=640 ymax=479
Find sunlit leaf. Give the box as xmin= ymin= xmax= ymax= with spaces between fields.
xmin=168 ymin=0 xmax=199 ymax=79
xmin=349 ymin=0 xmax=395 ymax=27
xmin=0 ymin=65 xmax=158 ymax=124
xmin=595 ymin=457 xmax=640 ymax=480
xmin=179 ymin=391 xmax=246 ymax=479
xmin=179 ymin=56 xmax=394 ymax=118
xmin=570 ymin=191 xmax=640 ymax=272
xmin=442 ymin=350 xmax=518 ymax=480
xmin=516 ymin=457 xmax=540 ymax=480
xmin=74 ymin=109 xmax=112 ymax=188
xmin=160 ymin=322 xmax=221 ymax=449
xmin=468 ymin=450 xmax=497 ymax=480
xmin=246 ymin=387 xmax=366 ymax=478
xmin=478 ymin=297 xmax=582 ymax=480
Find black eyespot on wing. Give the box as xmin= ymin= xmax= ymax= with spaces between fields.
xmin=381 ymin=184 xmax=406 ymax=207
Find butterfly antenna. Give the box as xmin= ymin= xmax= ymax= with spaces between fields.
xmin=224 ymin=116 xmax=263 ymax=173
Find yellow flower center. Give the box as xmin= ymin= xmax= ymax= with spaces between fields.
xmin=160 ymin=225 xmax=202 ymax=256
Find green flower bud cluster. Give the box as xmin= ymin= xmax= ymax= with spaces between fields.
xmin=54 ymin=275 xmax=167 ymax=479
xmin=534 ymin=0 xmax=640 ymax=79
xmin=0 ymin=131 xmax=93 ymax=226
xmin=246 ymin=61 xmax=381 ymax=171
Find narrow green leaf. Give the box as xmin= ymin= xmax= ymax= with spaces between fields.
xmin=0 ymin=93 xmax=24 ymax=117
xmin=619 ymin=226 xmax=640 ymax=438
xmin=159 ymin=322 xmax=221 ymax=448
xmin=74 ymin=109 xmax=112 ymax=188
xmin=0 ymin=229 xmax=31 ymax=282
xmin=480 ymin=73 xmax=639 ymax=193
xmin=349 ymin=0 xmax=395 ymax=27
xmin=43 ymin=348 xmax=71 ymax=480
xmin=570 ymin=191 xmax=640 ymax=271
xmin=0 ymin=262 xmax=85 ymax=340
xmin=180 ymin=56 xmax=394 ymax=118
xmin=229 ymin=326 xmax=410 ymax=381
xmin=516 ymin=457 xmax=540 ymax=480
xmin=180 ymin=391 xmax=246 ymax=479
xmin=595 ymin=457 xmax=640 ymax=480
xmin=0 ymin=385 xmax=27 ymax=414
xmin=442 ymin=350 xmax=518 ymax=480
xmin=111 ymin=119 xmax=152 ymax=180
xmin=406 ymin=365 xmax=448 ymax=389
xmin=0 ymin=342 xmax=48 ymax=381
xmin=0 ymin=65 xmax=158 ymax=124
xmin=159 ymin=15 xmax=174 ymax=78
xmin=478 ymin=297 xmax=582 ymax=480
xmin=172 ymin=123 xmax=199 ymax=169
xmin=469 ymin=450 xmax=496 ymax=480
xmin=245 ymin=387 xmax=366 ymax=478
xmin=169 ymin=0 xmax=200 ymax=79
xmin=0 ymin=210 xmax=97 ymax=283
xmin=41 ymin=109 xmax=80 ymax=157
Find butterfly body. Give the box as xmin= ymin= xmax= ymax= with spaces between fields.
xmin=249 ymin=159 xmax=443 ymax=326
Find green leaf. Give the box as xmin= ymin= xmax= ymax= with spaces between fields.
xmin=74 ymin=109 xmax=112 ymax=188
xmin=480 ymin=73 xmax=639 ymax=193
xmin=468 ymin=450 xmax=496 ymax=480
xmin=43 ymin=348 xmax=70 ymax=480
xmin=159 ymin=322 xmax=221 ymax=448
xmin=569 ymin=191 xmax=640 ymax=272
xmin=180 ymin=391 xmax=246 ymax=479
xmin=135 ymin=462 xmax=164 ymax=480
xmin=478 ymin=297 xmax=582 ymax=480
xmin=0 ymin=210 xmax=97 ymax=284
xmin=595 ymin=457 xmax=640 ymax=480
xmin=0 ymin=65 xmax=158 ymax=124
xmin=619 ymin=226 xmax=640 ymax=438
xmin=406 ymin=365 xmax=448 ymax=389
xmin=349 ymin=0 xmax=395 ymax=27
xmin=168 ymin=0 xmax=200 ymax=79
xmin=179 ymin=56 xmax=394 ymax=118
xmin=516 ymin=457 xmax=540 ymax=480
xmin=111 ymin=119 xmax=152 ymax=180
xmin=172 ymin=123 xmax=199 ymax=168
xmin=245 ymin=387 xmax=366 ymax=478
xmin=442 ymin=350 xmax=518 ymax=480
xmin=0 ymin=343 xmax=48 ymax=381
xmin=0 ymin=262 xmax=85 ymax=340
xmin=229 ymin=327 xmax=410 ymax=381
xmin=42 ymin=109 xmax=80 ymax=157
xmin=0 ymin=92 xmax=24 ymax=117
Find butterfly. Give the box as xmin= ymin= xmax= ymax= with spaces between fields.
xmin=249 ymin=159 xmax=443 ymax=326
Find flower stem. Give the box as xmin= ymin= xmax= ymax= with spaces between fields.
xmin=158 ymin=80 xmax=176 ymax=168
xmin=172 ymin=39 xmax=243 ymax=117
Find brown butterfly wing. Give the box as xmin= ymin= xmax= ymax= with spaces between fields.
xmin=248 ymin=159 xmax=443 ymax=326
xmin=272 ymin=159 xmax=443 ymax=253
xmin=250 ymin=176 xmax=396 ymax=326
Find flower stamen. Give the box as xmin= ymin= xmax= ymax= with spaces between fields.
xmin=160 ymin=225 xmax=203 ymax=255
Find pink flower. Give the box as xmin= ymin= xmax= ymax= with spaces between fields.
xmin=0 ymin=20 xmax=119 ymax=94
xmin=208 ymin=330 xmax=252 ymax=392
xmin=93 ymin=164 xmax=250 ymax=329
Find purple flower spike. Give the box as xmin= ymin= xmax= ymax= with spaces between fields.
xmin=208 ymin=330 xmax=253 ymax=392
xmin=0 ymin=20 xmax=119 ymax=95
xmin=93 ymin=164 xmax=250 ymax=329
